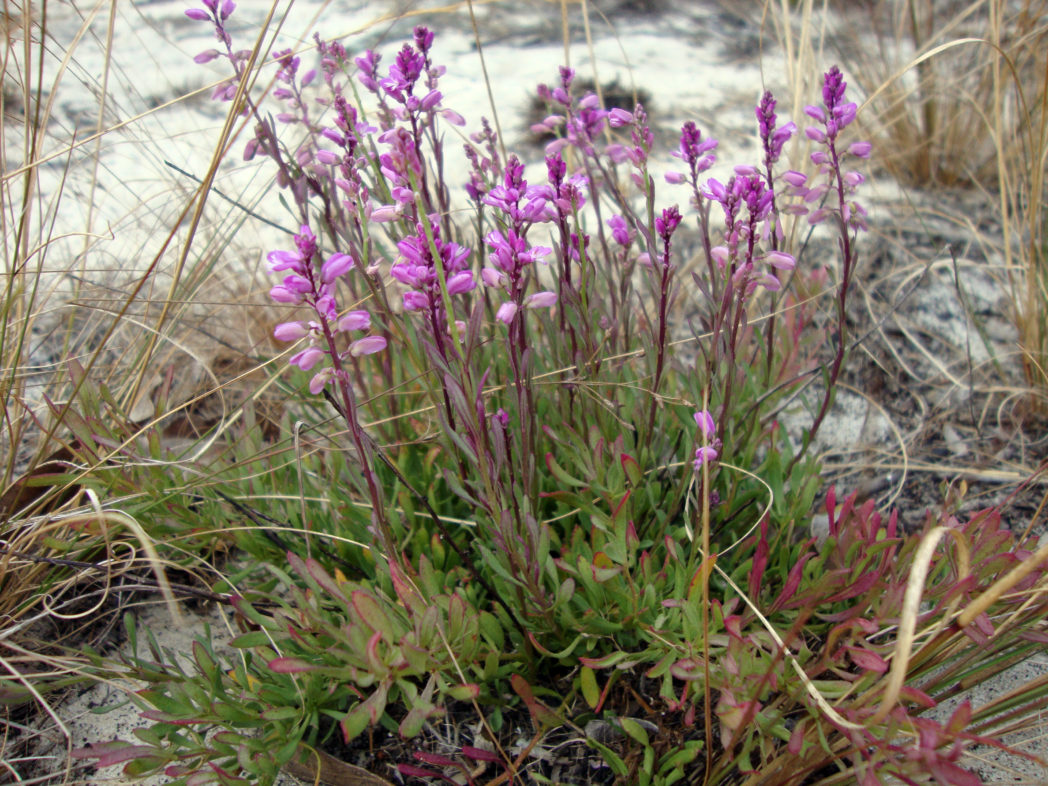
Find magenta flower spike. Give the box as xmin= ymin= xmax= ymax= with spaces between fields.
xmin=265 ymin=225 xmax=386 ymax=393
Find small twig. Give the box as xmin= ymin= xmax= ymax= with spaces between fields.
xmin=163 ymin=160 xmax=295 ymax=235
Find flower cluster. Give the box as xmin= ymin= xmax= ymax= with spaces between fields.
xmin=533 ymin=68 xmax=610 ymax=157
xmin=185 ymin=0 xmax=244 ymax=101
xmin=796 ymin=66 xmax=870 ymax=230
xmin=390 ymin=219 xmax=474 ymax=316
xmin=756 ymin=91 xmax=796 ymax=173
xmin=705 ymin=172 xmax=796 ymax=294
xmin=268 ymin=225 xmax=386 ymax=393
xmin=666 ymin=120 xmax=718 ymax=188
xmin=481 ymin=156 xmax=557 ymax=324
xmin=693 ymin=410 xmax=720 ymax=470
xmin=354 ymin=26 xmax=465 ymax=131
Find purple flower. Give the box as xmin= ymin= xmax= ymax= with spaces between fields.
xmin=337 ymin=311 xmax=371 ymax=332
xmin=391 ymin=219 xmax=473 ymax=315
xmin=320 ymin=252 xmax=354 ymax=284
xmin=765 ymin=250 xmax=796 ymax=271
xmin=266 ymin=226 xmax=386 ymax=384
xmin=495 ymin=302 xmax=518 ymax=324
xmin=692 ymin=410 xmax=720 ymax=470
xmin=273 ymin=321 xmax=310 ymax=341
xmin=671 ymin=121 xmax=717 ymax=183
xmin=289 ymin=347 xmax=325 ymax=371
xmin=848 ymin=141 xmax=872 ymax=158
xmin=355 ymin=50 xmax=382 ymax=93
xmin=607 ymin=215 xmax=632 ymax=247
xmin=414 ymin=26 xmax=434 ymax=54
xmin=694 ymin=410 xmax=716 ymax=440
xmin=349 ymin=336 xmax=388 ymax=356
xmin=608 ymin=107 xmax=634 ymax=127
xmin=756 ymin=91 xmax=795 ymax=168
xmin=656 ymin=206 xmax=682 ymax=242
xmin=693 ymin=445 xmax=719 ymax=471
xmin=526 ymin=291 xmax=557 ymax=309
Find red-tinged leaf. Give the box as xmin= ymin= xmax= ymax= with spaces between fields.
xmin=625 ymin=520 xmax=639 ymax=549
xmin=945 ymin=700 xmax=972 ymax=735
xmin=267 ymin=657 xmax=318 ymax=674
xmin=610 ymin=490 xmax=632 ymax=526
xmin=824 ymin=570 xmax=880 ymax=603
xmin=352 ymin=590 xmax=395 ymax=640
xmin=973 ymin=612 xmax=995 ymax=638
xmin=962 ymin=623 xmax=990 ymax=646
xmin=399 ymin=696 xmax=441 ymax=738
xmin=397 ymin=764 xmax=458 ymax=784
xmin=389 ymin=561 xmax=425 ymax=616
xmin=360 ymin=683 xmax=389 ymax=725
xmin=929 ymin=760 xmax=981 ymax=786
xmin=886 ymin=508 xmax=899 ymax=538
xmin=620 ymin=453 xmax=642 ymax=487
xmin=414 ymin=751 xmax=459 ymax=768
xmin=579 ymin=651 xmax=633 ymax=669
xmin=462 ymin=746 xmax=500 ymax=763
xmin=686 ymin=554 xmax=717 ymax=600
xmin=748 ymin=517 xmax=770 ymax=601
xmin=510 ymin=674 xmax=561 ymax=729
xmin=446 ymin=683 xmax=480 ymax=701
xmin=770 ymin=554 xmax=813 ymax=612
xmin=1018 ymin=629 xmax=1048 ymax=644
xmin=304 ymin=556 xmax=348 ymax=602
xmin=898 ymin=686 xmax=937 ymax=708
xmin=846 ymin=645 xmax=888 ymax=674
xmin=669 ymin=657 xmax=705 ymax=681
xmin=72 ymin=742 xmax=156 ymax=768
xmin=826 ymin=486 xmax=837 ymax=528
xmin=787 ymin=719 xmax=806 ymax=755
xmin=365 ymin=630 xmax=385 ymax=674
xmin=835 ymin=492 xmax=858 ymax=535
xmin=723 ymin=615 xmax=744 ymax=640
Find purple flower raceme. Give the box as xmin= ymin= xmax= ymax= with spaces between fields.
xmin=703 ymin=173 xmax=795 ymax=295
xmin=481 ymin=156 xmax=557 ymax=324
xmin=185 ymin=0 xmax=246 ymax=99
xmin=268 ymin=225 xmax=386 ymax=394
xmin=354 ymin=27 xmax=465 ymax=132
xmin=390 ymin=219 xmax=474 ymax=317
xmin=667 ymin=121 xmax=718 ymax=186
xmin=756 ymin=91 xmax=796 ymax=170
xmin=800 ymin=66 xmax=870 ymax=231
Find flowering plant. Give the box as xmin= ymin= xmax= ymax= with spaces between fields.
xmin=70 ymin=7 xmax=1048 ymax=786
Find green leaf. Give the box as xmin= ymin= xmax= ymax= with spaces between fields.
xmin=545 ymin=453 xmax=589 ymax=489
xmin=446 ymin=683 xmax=479 ymax=701
xmin=580 ymin=667 xmax=600 ymax=709
xmin=619 ymin=717 xmax=650 ymax=746
xmin=352 ymin=591 xmax=396 ymax=640
xmin=260 ymin=707 xmax=301 ymax=721
xmin=586 ymin=738 xmax=629 ymax=777
xmin=229 ymin=630 xmax=272 ymax=649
